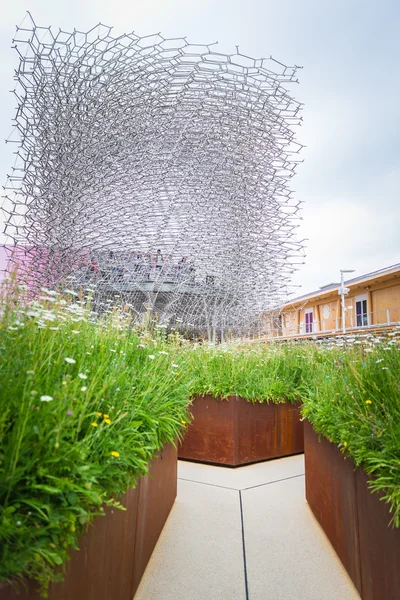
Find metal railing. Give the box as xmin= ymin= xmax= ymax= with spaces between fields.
xmin=267 ymin=307 xmax=400 ymax=339
xmin=69 ymin=262 xmax=197 ymax=286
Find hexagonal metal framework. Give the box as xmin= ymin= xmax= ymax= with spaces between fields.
xmin=2 ymin=13 xmax=305 ymax=337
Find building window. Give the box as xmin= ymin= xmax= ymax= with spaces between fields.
xmin=305 ymin=308 xmax=313 ymax=333
xmin=275 ymin=314 xmax=283 ymax=335
xmin=355 ymin=294 xmax=368 ymax=327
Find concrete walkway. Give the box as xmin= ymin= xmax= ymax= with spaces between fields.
xmin=135 ymin=455 xmax=360 ymax=600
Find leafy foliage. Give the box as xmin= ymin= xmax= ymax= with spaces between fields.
xmin=0 ymin=286 xmax=190 ymax=595
xmin=179 ymin=342 xmax=304 ymax=402
xmin=299 ymin=336 xmax=400 ymax=526
xmin=1 ymin=281 xmax=399 ymax=597
xmin=177 ymin=334 xmax=400 ymax=527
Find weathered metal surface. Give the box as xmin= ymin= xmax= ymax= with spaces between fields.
xmin=304 ymin=421 xmax=362 ymax=595
xmin=55 ymin=486 xmax=140 ymax=600
xmin=356 ymin=468 xmax=400 ymax=600
xmin=0 ymin=444 xmax=177 ymax=600
xmin=278 ymin=403 xmax=304 ymax=454
xmin=0 ymin=488 xmax=141 ymax=600
xmin=236 ymin=397 xmax=278 ymax=464
xmin=178 ymin=395 xmax=236 ymax=465
xmin=305 ymin=421 xmax=400 ymax=600
xmin=178 ymin=396 xmax=303 ymax=466
xmin=132 ymin=443 xmax=178 ymax=596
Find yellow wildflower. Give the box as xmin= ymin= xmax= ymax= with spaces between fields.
xmin=111 ymin=451 xmax=120 ymax=458
xmin=365 ymin=400 xmax=372 ymax=405
xmin=343 ymin=441 xmax=348 ymax=447
xmin=96 ymin=412 xmax=102 ymax=417
xmin=104 ymin=418 xmax=111 ymax=425
xmin=181 ymin=420 xmax=186 ymax=425
xmin=103 ymin=414 xmax=110 ymax=419
xmin=91 ymin=422 xmax=98 ymax=427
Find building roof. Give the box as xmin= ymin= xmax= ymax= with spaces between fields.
xmin=285 ymin=262 xmax=400 ymax=307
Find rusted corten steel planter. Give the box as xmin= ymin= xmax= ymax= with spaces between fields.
xmin=178 ymin=395 xmax=304 ymax=466
xmin=304 ymin=421 xmax=400 ymax=600
xmin=0 ymin=443 xmax=177 ymax=600
xmin=304 ymin=421 xmax=362 ymax=592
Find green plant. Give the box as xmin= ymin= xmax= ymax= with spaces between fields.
xmin=178 ymin=333 xmax=400 ymax=526
xmin=1 ymin=277 xmax=400 ymax=599
xmin=178 ymin=341 xmax=305 ymax=402
xmin=300 ymin=335 xmax=400 ymax=526
xmin=0 ymin=285 xmax=190 ymax=595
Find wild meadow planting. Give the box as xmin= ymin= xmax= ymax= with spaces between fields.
xmin=179 ymin=341 xmax=305 ymax=402
xmin=0 ymin=284 xmax=190 ymax=593
xmin=179 ymin=334 xmax=400 ymax=526
xmin=1 ymin=279 xmax=399 ymax=596
xmin=300 ymin=333 xmax=400 ymax=526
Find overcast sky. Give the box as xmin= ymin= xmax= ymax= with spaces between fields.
xmin=1 ymin=0 xmax=399 ymax=296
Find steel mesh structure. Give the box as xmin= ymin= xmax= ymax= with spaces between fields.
xmin=2 ymin=14 xmax=305 ymax=338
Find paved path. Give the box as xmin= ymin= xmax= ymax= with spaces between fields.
xmin=135 ymin=455 xmax=360 ymax=600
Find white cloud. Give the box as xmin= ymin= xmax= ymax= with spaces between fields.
xmin=1 ymin=0 xmax=399 ymax=299
xmin=291 ymin=192 xmax=399 ymax=294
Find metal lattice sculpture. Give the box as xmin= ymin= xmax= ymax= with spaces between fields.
xmin=2 ymin=13 xmax=305 ymax=338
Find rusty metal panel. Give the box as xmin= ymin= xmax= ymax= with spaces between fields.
xmin=277 ymin=402 xmax=304 ymax=455
xmin=0 ymin=445 xmax=177 ymax=600
xmin=49 ymin=485 xmax=140 ymax=600
xmin=0 ymin=487 xmax=140 ymax=600
xmin=178 ymin=395 xmax=236 ymax=465
xmin=0 ymin=580 xmax=41 ymax=599
xmin=236 ymin=398 xmax=278 ymax=464
xmin=356 ymin=468 xmax=400 ymax=600
xmin=237 ymin=400 xmax=303 ymax=464
xmin=131 ymin=443 xmax=178 ymax=596
xmin=178 ymin=396 xmax=304 ymax=467
xmin=304 ymin=421 xmax=362 ymax=595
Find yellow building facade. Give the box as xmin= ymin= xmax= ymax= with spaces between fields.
xmin=269 ymin=263 xmax=400 ymax=338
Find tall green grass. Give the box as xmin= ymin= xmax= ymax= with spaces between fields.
xmin=1 ymin=279 xmax=399 ymax=597
xmin=300 ymin=336 xmax=400 ymax=526
xmin=179 ymin=341 xmax=305 ymax=402
xmin=0 ymin=286 xmax=190 ymax=594
xmin=179 ymin=335 xmax=400 ymax=526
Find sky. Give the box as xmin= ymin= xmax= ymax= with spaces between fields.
xmin=1 ymin=0 xmax=399 ymax=297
